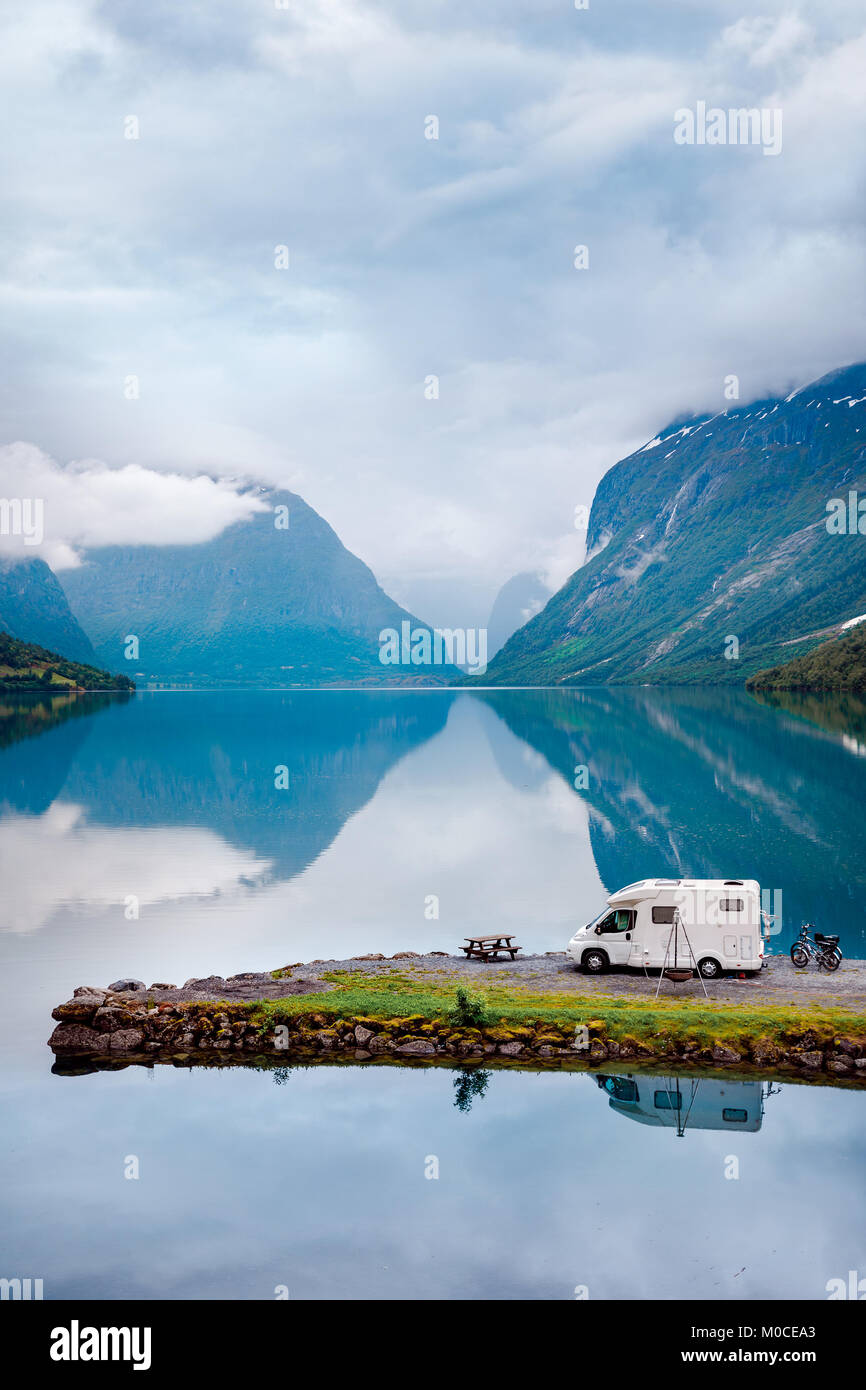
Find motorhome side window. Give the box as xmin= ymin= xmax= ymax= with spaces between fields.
xmin=721 ymin=899 xmax=744 ymax=912
xmin=652 ymin=906 xmax=677 ymax=924
xmin=598 ymin=910 xmax=634 ymax=932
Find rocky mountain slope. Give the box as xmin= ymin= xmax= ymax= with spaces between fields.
xmin=472 ymin=363 xmax=866 ymax=686
xmin=0 ymin=557 xmax=97 ymax=664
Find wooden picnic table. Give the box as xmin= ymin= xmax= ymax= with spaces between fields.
xmin=461 ymin=934 xmax=522 ymax=962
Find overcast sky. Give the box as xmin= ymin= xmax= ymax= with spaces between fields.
xmin=1 ymin=1 xmax=865 ymax=627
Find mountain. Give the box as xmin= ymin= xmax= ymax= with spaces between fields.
xmin=61 ymin=486 xmax=458 ymax=686
xmin=471 ymin=363 xmax=866 ymax=686
xmin=0 ymin=557 xmax=97 ymax=664
xmin=0 ymin=632 xmax=134 ymax=692
xmin=486 ymin=571 xmax=550 ymax=657
xmin=747 ymin=618 xmax=866 ymax=691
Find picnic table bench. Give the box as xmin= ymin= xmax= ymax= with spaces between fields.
xmin=461 ymin=934 xmax=522 ymax=962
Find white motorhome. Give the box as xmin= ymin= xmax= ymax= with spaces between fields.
xmin=567 ymin=878 xmax=764 ymax=978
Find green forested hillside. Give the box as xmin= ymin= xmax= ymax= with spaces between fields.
xmin=747 ymin=622 xmax=866 ymax=691
xmin=0 ymin=632 xmax=134 ymax=691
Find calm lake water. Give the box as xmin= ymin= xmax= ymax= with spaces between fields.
xmin=1 ymin=686 xmax=865 ymax=1299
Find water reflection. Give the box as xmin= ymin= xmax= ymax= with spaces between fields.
xmin=1 ymin=1059 xmax=862 ymax=1301
xmin=595 ymin=1072 xmax=779 ymax=1135
xmin=1 ymin=687 xmax=865 ymax=960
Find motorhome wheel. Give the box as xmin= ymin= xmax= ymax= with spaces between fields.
xmin=697 ymin=956 xmax=722 ymax=979
xmin=582 ymin=949 xmax=609 ymax=975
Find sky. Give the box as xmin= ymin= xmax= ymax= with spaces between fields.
xmin=1 ymin=1 xmax=865 ymax=627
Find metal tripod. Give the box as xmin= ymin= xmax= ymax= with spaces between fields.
xmin=654 ymin=908 xmax=710 ymax=1000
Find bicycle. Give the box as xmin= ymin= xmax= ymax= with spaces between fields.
xmin=790 ymin=923 xmax=842 ymax=971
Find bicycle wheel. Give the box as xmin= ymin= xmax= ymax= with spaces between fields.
xmin=820 ymin=950 xmax=840 ymax=972
xmin=790 ymin=945 xmax=809 ymax=968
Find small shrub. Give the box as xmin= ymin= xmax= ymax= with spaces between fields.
xmin=449 ymin=986 xmax=489 ymax=1029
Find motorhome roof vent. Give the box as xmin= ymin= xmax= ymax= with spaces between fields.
xmin=724 ymin=880 xmax=744 ymax=886
xmin=656 ymin=879 xmax=679 ymax=885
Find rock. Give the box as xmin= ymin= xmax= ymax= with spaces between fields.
xmin=355 ymin=953 xmax=385 ymax=962
xmin=107 ymin=978 xmax=145 ymax=992
xmin=354 ymin=1025 xmax=374 ymax=1046
xmin=395 ymin=1039 xmax=436 ymax=1055
xmin=428 ymin=951 xmax=449 ymax=956
xmin=498 ymin=1041 xmax=523 ymax=1056
xmin=150 ymin=983 xmax=176 ymax=991
xmin=49 ymin=1023 xmax=110 ymax=1052
xmin=538 ymin=1045 xmax=556 ymax=1057
xmin=316 ymin=1030 xmax=336 ymax=1050
xmin=110 ymin=1029 xmax=145 ymax=1051
xmin=799 ymin=1050 xmax=823 ymax=1069
xmin=588 ymin=1039 xmax=607 ymax=1060
xmin=711 ymin=1043 xmax=743 ymax=1064
xmin=182 ymin=976 xmax=227 ymax=992
xmin=391 ymin=951 xmax=420 ymax=959
xmin=751 ymin=1038 xmax=781 ymax=1065
xmin=52 ymin=1000 xmax=104 ymax=1023
xmin=73 ymin=986 xmax=106 ymax=1000
xmin=828 ymin=1056 xmax=852 ymax=1073
xmin=855 ymin=1058 xmax=866 ymax=1071
xmin=485 ymin=1026 xmax=533 ymax=1044
xmin=93 ymin=1005 xmax=141 ymax=1033
xmin=354 ymin=1049 xmax=372 ymax=1060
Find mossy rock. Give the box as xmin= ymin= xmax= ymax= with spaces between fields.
xmin=52 ymin=1001 xmax=105 ymax=1023
xmin=535 ymin=1033 xmax=565 ymax=1048
xmin=484 ymin=1026 xmax=534 ymax=1044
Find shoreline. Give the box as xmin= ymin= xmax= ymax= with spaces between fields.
xmin=48 ymin=953 xmax=866 ymax=1082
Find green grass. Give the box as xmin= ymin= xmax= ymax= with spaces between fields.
xmin=232 ymin=969 xmax=866 ymax=1050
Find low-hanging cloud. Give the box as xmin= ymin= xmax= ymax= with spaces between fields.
xmin=0 ymin=442 xmax=267 ymax=569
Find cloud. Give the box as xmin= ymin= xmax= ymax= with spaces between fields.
xmin=0 ymin=800 xmax=272 ymax=934
xmin=0 ymin=2 xmax=864 ymax=624
xmin=720 ymin=15 xmax=814 ymax=68
xmin=0 ymin=442 xmax=267 ymax=569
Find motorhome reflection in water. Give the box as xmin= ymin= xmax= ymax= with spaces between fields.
xmin=567 ymin=878 xmax=764 ymax=978
xmin=595 ymin=1074 xmax=772 ymax=1136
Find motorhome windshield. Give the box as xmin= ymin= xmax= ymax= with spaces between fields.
xmin=585 ymin=905 xmax=611 ymax=929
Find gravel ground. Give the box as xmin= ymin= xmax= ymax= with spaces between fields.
xmin=102 ymin=952 xmax=866 ymax=1010
xmin=284 ymin=951 xmax=866 ymax=1009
